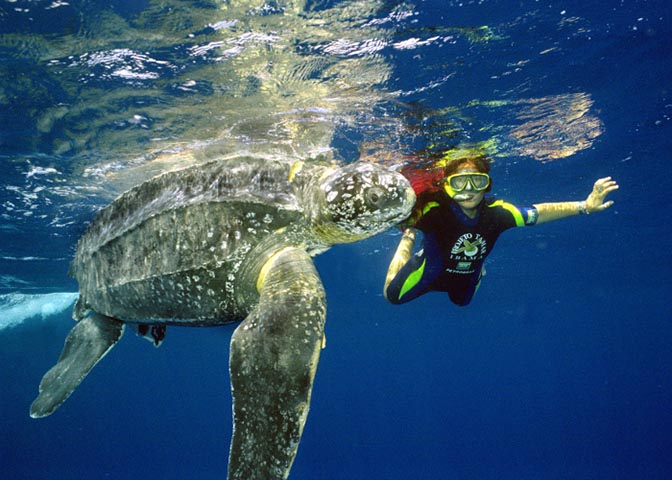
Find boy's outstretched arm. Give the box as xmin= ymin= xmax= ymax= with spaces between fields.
xmin=534 ymin=177 xmax=619 ymax=224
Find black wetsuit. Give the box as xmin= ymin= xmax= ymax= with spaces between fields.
xmin=386 ymin=192 xmax=538 ymax=306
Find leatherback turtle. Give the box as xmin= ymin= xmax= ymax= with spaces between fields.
xmin=30 ymin=155 xmax=415 ymax=480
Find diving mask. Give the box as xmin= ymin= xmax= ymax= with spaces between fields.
xmin=443 ymin=172 xmax=490 ymax=197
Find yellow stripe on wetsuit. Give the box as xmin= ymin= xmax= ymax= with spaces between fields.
xmin=488 ymin=200 xmax=525 ymax=226
xmin=422 ymin=201 xmax=440 ymax=215
xmin=395 ymin=201 xmax=437 ymax=300
xmin=398 ymin=258 xmax=426 ymax=300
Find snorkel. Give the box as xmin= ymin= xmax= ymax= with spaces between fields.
xmin=447 ymin=187 xmax=471 ymax=202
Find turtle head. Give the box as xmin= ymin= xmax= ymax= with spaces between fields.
xmin=313 ymin=162 xmax=415 ymax=243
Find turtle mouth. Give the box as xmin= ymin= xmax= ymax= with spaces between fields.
xmin=403 ymin=186 xmax=416 ymax=216
xmin=379 ymin=185 xmax=415 ymax=222
xmin=359 ymin=185 xmax=415 ymax=228
xmin=316 ymin=164 xmax=416 ymax=241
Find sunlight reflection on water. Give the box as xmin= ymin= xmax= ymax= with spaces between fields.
xmin=1 ymin=0 xmax=604 ymax=292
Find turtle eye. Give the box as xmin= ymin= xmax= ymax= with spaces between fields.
xmin=365 ymin=186 xmax=385 ymax=208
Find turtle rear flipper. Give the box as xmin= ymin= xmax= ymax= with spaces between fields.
xmin=30 ymin=313 xmax=125 ymax=418
xmin=135 ymin=323 xmax=167 ymax=347
xmin=228 ymin=247 xmax=326 ymax=480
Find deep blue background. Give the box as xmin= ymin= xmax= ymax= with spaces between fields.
xmin=2 ymin=1 xmax=671 ymax=479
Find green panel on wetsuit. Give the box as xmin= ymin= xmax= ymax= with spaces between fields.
xmin=398 ymin=258 xmax=426 ymax=300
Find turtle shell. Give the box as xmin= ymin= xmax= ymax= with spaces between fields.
xmin=71 ymin=157 xmax=311 ymax=325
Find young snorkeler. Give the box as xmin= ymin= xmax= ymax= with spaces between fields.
xmin=384 ymin=156 xmax=619 ymax=306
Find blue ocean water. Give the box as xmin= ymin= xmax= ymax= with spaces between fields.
xmin=1 ymin=1 xmax=671 ymax=479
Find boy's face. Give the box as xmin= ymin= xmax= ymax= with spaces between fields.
xmin=448 ymin=165 xmax=487 ymax=212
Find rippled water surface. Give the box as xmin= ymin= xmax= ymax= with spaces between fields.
xmin=1 ymin=1 xmax=671 ymax=479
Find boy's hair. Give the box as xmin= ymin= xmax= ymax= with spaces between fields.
xmin=443 ymin=155 xmax=492 ymax=176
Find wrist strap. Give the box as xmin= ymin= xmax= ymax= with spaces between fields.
xmin=577 ymin=201 xmax=589 ymax=215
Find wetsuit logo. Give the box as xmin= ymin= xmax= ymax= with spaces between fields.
xmin=450 ymin=233 xmax=487 ymax=259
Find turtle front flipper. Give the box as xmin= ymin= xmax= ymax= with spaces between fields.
xmin=30 ymin=313 xmax=125 ymax=418
xmin=228 ymin=247 xmax=326 ymax=480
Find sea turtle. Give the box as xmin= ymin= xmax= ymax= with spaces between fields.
xmin=30 ymin=155 xmax=415 ymax=480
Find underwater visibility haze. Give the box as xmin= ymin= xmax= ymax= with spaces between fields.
xmin=1 ymin=0 xmax=671 ymax=478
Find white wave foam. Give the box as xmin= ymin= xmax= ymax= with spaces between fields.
xmin=0 ymin=292 xmax=78 ymax=331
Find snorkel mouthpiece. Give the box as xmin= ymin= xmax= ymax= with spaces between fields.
xmin=451 ymin=192 xmax=472 ymax=201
